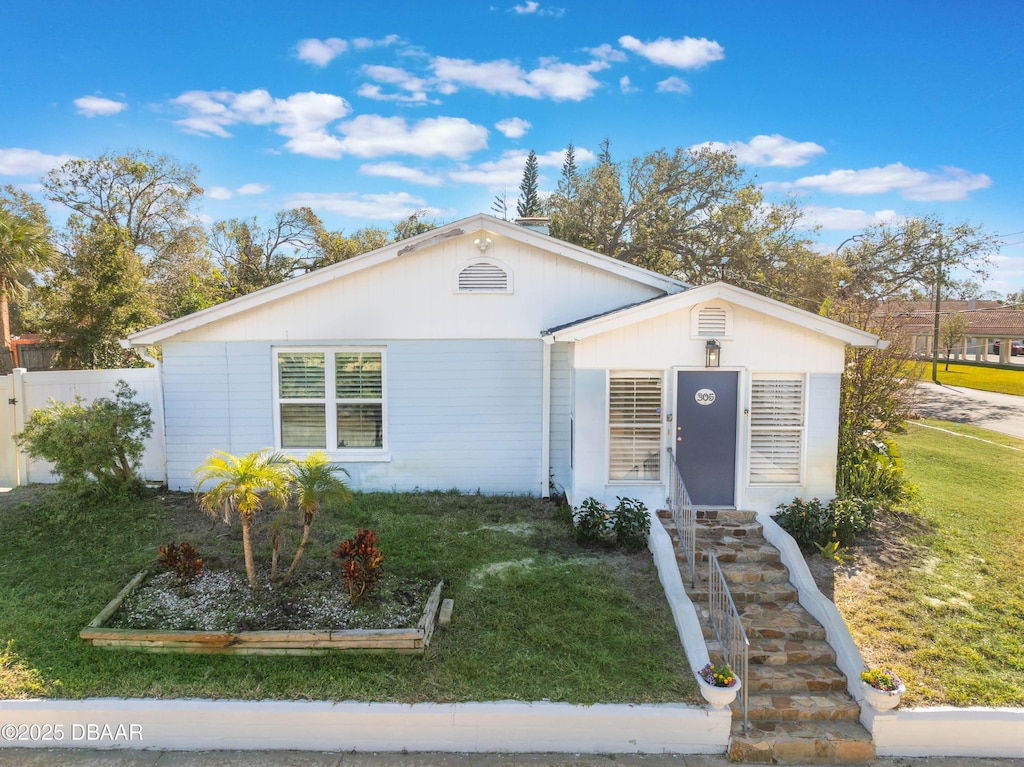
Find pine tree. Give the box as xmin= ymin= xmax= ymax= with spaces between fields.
xmin=516 ymin=150 xmax=541 ymax=218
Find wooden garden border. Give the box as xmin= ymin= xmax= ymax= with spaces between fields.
xmin=80 ymin=571 xmax=444 ymax=655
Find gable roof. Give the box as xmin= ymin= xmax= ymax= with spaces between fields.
xmin=545 ymin=281 xmax=884 ymax=348
xmin=125 ymin=213 xmax=689 ymax=347
xmin=876 ymin=300 xmax=1024 ymax=338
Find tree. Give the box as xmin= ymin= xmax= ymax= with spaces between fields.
xmin=285 ymin=451 xmax=352 ymax=582
xmin=938 ymin=311 xmax=970 ymax=370
xmin=391 ymin=211 xmax=438 ymax=241
xmin=32 ymin=223 xmax=160 ymax=369
xmin=491 ymin=191 xmax=511 ymax=221
xmin=0 ymin=207 xmax=57 ymax=349
xmin=210 ymin=208 xmax=322 ymax=296
xmin=43 ymin=149 xmax=203 ymax=261
xmin=14 ymin=380 xmax=153 ymax=497
xmin=516 ymin=150 xmax=541 ymax=218
xmin=193 ymin=449 xmax=293 ymax=588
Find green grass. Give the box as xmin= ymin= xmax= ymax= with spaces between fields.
xmin=918 ymin=361 xmax=1024 ymax=396
xmin=839 ymin=419 xmax=1024 ymax=707
xmin=0 ymin=487 xmax=696 ymax=704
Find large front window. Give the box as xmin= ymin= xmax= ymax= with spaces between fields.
xmin=609 ymin=373 xmax=662 ymax=481
xmin=275 ymin=348 xmax=384 ymax=451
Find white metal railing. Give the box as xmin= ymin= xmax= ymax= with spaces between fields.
xmin=707 ymin=550 xmax=750 ymax=732
xmin=666 ymin=448 xmax=696 ymax=587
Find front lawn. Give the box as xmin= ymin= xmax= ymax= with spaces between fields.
xmin=0 ymin=487 xmax=696 ymax=704
xmin=832 ymin=419 xmax=1024 ymax=707
xmin=918 ymin=360 xmax=1024 ymax=396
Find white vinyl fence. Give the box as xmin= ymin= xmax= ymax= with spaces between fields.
xmin=0 ymin=367 xmax=165 ymax=488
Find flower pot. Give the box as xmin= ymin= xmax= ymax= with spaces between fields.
xmin=697 ymin=674 xmax=741 ymax=709
xmin=862 ymin=680 xmax=905 ymax=711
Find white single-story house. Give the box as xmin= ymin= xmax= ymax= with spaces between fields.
xmin=125 ymin=214 xmax=881 ymax=513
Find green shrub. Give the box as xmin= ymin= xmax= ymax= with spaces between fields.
xmin=837 ymin=438 xmax=915 ymax=513
xmin=572 ymin=496 xmax=650 ymax=549
xmin=14 ymin=380 xmax=153 ymax=497
xmin=774 ymin=496 xmax=871 ymax=551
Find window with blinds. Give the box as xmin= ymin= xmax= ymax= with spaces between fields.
xmin=609 ymin=374 xmax=662 ymax=481
xmin=276 ymin=348 xmax=385 ymax=451
xmin=749 ymin=377 xmax=804 ymax=484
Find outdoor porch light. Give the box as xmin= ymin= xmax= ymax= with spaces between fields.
xmin=705 ymin=339 xmax=721 ymax=368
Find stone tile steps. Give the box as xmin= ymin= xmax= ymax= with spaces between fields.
xmin=728 ymin=720 xmax=876 ymax=764
xmin=705 ymin=638 xmax=837 ymax=667
xmin=742 ymin=665 xmax=849 ymax=694
xmin=695 ymin=522 xmax=765 ymax=540
xmin=741 ymin=692 xmax=861 ymax=723
xmin=697 ymin=509 xmax=758 ymax=523
xmin=688 ymin=579 xmax=800 ymax=604
xmin=697 ymin=603 xmax=828 ymax=641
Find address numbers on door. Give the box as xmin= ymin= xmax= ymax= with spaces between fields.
xmin=694 ymin=388 xmax=716 ymax=406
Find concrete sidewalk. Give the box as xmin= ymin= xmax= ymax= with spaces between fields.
xmin=2 ymin=751 xmax=1024 ymax=767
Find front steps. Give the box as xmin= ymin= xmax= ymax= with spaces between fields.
xmin=660 ymin=509 xmax=874 ymax=764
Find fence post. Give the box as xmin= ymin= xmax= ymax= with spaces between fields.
xmin=11 ymin=368 xmax=28 ymax=486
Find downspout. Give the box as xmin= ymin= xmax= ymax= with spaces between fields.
xmin=120 ymin=339 xmax=167 ymax=487
xmin=541 ymin=336 xmax=553 ymax=498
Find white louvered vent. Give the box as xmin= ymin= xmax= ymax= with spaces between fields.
xmin=697 ymin=306 xmax=728 ymax=336
xmin=458 ymin=262 xmax=508 ymax=291
xmin=609 ymin=375 xmax=662 ymax=481
xmin=749 ymin=378 xmax=804 ymax=484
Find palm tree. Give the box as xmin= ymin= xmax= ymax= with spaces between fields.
xmin=285 ymin=451 xmax=351 ymax=582
xmin=0 ymin=208 xmax=57 ymax=350
xmin=193 ymin=449 xmax=292 ymax=588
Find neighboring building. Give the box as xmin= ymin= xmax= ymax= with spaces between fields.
xmin=879 ymin=300 xmax=1024 ymax=363
xmin=125 ymin=214 xmax=881 ymax=513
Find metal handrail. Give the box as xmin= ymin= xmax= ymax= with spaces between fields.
xmin=665 ymin=448 xmax=696 ymax=587
xmin=707 ymin=550 xmax=750 ymax=732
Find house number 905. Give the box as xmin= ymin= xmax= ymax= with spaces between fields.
xmin=694 ymin=388 xmax=716 ymax=406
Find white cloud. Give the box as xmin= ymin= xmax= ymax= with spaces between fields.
xmin=0 ymin=147 xmax=76 ymax=175
xmin=509 ymin=1 xmax=566 ymax=16
xmin=285 ymin=191 xmax=443 ymax=220
xmin=619 ymin=76 xmax=638 ymax=94
xmin=237 ymin=183 xmax=269 ymax=195
xmin=448 ymin=147 xmax=595 ymax=189
xmin=296 ymin=37 xmax=348 ymax=67
xmin=431 ymin=56 xmax=607 ymax=101
xmin=697 ymin=134 xmax=826 ymax=168
xmin=352 ymin=34 xmax=400 ymax=49
xmin=337 ymin=115 xmax=487 ymax=159
xmin=358 ymin=65 xmax=434 ymax=103
xmin=171 ymin=89 xmax=351 ymax=158
xmin=657 ymin=77 xmax=690 ymax=94
xmin=73 ymin=95 xmax=127 ymax=117
xmin=789 ymin=163 xmax=992 ymax=202
xmin=357 ymin=84 xmax=433 ymax=104
xmin=207 ymin=186 xmax=234 ymax=200
xmin=587 ymin=43 xmax=628 ymax=63
xmin=360 ymin=162 xmax=444 ymax=186
xmin=619 ymin=35 xmax=725 ymax=68
xmin=799 ymin=206 xmax=902 ymax=231
xmin=495 ymin=118 xmax=532 ymax=139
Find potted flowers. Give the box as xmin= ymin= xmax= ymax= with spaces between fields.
xmin=860 ymin=668 xmax=905 ymax=711
xmin=696 ymin=662 xmax=741 ymax=709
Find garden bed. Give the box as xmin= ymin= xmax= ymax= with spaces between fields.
xmin=81 ymin=569 xmax=444 ymax=655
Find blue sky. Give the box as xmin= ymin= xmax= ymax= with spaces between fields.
xmin=3 ymin=0 xmax=1022 ymax=293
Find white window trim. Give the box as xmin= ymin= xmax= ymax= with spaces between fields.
xmin=690 ymin=302 xmax=734 ymax=340
xmin=272 ymin=346 xmax=389 ymax=461
xmin=747 ymin=373 xmax=806 ymax=486
xmin=453 ymin=256 xmax=514 ymax=294
xmin=607 ymin=370 xmax=665 ymax=485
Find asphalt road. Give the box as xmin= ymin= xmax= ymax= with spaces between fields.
xmin=913 ymin=381 xmax=1024 ymax=440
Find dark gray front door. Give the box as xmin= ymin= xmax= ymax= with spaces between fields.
xmin=675 ymin=371 xmax=738 ymax=506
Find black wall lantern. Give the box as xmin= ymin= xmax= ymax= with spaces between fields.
xmin=705 ymin=339 xmax=721 ymax=368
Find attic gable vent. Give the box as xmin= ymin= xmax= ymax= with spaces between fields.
xmin=457 ymin=260 xmax=511 ymax=293
xmin=697 ymin=306 xmax=728 ymax=336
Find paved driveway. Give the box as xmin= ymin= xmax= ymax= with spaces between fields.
xmin=914 ymin=381 xmax=1024 ymax=440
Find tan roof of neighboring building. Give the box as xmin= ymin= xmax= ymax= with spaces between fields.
xmin=878 ymin=300 xmax=1024 ymax=337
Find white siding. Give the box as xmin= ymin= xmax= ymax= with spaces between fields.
xmin=573 ymin=302 xmax=846 ymax=374
xmin=549 ymin=342 xmax=572 ymax=496
xmin=164 ymin=339 xmax=544 ymax=494
xmin=168 ymin=232 xmax=664 ymax=344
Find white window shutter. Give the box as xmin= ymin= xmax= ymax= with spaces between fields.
xmin=749 ymin=378 xmax=804 ymax=484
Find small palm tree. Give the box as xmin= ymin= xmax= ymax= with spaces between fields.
xmin=193 ymin=449 xmax=292 ymax=588
xmin=0 ymin=208 xmax=57 ymax=349
xmin=285 ymin=451 xmax=352 ymax=582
